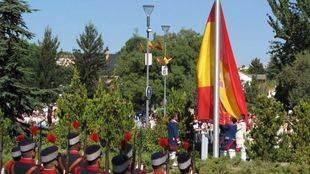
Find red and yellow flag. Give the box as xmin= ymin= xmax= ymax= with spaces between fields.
xmin=197 ymin=3 xmax=248 ymax=123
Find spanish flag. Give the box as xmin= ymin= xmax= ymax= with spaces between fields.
xmin=197 ymin=3 xmax=248 ymax=123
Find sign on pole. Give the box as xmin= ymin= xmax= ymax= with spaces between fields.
xmin=161 ymin=66 xmax=168 ymax=76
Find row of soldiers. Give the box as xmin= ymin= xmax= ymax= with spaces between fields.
xmin=4 ymin=131 xmax=193 ymax=174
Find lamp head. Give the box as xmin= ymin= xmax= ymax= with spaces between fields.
xmin=161 ymin=25 xmax=170 ymax=34
xmin=143 ymin=5 xmax=154 ymax=16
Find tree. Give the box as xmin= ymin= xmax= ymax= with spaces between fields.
xmin=55 ymin=68 xmax=87 ymax=148
xmin=291 ymin=101 xmax=310 ymax=164
xmin=35 ymin=27 xmax=60 ymax=124
xmin=115 ymin=29 xmax=201 ymax=112
xmin=275 ymin=51 xmax=310 ymax=109
xmin=0 ymin=0 xmax=39 ymax=119
xmin=267 ymin=0 xmax=310 ymax=79
xmin=244 ymin=77 xmax=261 ymax=109
xmin=56 ymin=68 xmax=87 ymax=121
xmin=74 ymin=23 xmax=107 ymax=97
xmin=247 ymin=96 xmax=286 ymax=161
xmin=83 ymin=80 xmax=134 ymax=170
xmin=247 ymin=58 xmax=265 ymax=74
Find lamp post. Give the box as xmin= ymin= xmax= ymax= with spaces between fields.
xmin=161 ymin=25 xmax=170 ymax=117
xmin=143 ymin=5 xmax=154 ymax=126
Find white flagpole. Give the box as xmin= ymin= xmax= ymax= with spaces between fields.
xmin=213 ymin=0 xmax=221 ymax=158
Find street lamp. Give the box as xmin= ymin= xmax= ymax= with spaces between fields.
xmin=161 ymin=25 xmax=170 ymax=117
xmin=143 ymin=5 xmax=154 ymax=126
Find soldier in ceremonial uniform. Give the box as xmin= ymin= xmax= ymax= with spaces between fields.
xmin=167 ymin=114 xmax=180 ymax=166
xmin=120 ymin=140 xmax=133 ymax=173
xmin=151 ymin=152 xmax=168 ymax=174
xmin=4 ymin=146 xmax=22 ymax=174
xmin=74 ymin=144 xmax=104 ymax=174
xmin=11 ymin=139 xmax=41 ymax=174
xmin=226 ymin=117 xmax=237 ymax=159
xmin=177 ymin=153 xmax=192 ymax=174
xmin=59 ymin=132 xmax=85 ymax=173
xmin=111 ymin=154 xmax=130 ymax=174
xmin=40 ymin=146 xmax=60 ymax=174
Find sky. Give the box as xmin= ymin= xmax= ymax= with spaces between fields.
xmin=24 ymin=0 xmax=275 ymax=66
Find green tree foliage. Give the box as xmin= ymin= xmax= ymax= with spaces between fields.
xmin=244 ymin=78 xmax=261 ymax=109
xmin=267 ymin=0 xmax=310 ymax=79
xmin=247 ymin=58 xmax=265 ymax=74
xmin=275 ymin=51 xmax=310 ymax=109
xmin=74 ymin=23 xmax=106 ymax=97
xmin=0 ymin=109 xmax=14 ymax=167
xmin=83 ymin=80 xmax=134 ymax=149
xmin=54 ymin=68 xmax=87 ymax=148
xmin=56 ymin=68 xmax=87 ymax=121
xmin=115 ymin=29 xmax=201 ymax=111
xmin=247 ymin=96 xmax=286 ymax=161
xmin=0 ymin=0 xmax=40 ymax=119
xmin=34 ymin=27 xmax=61 ymax=123
xmin=291 ymin=101 xmax=310 ymax=164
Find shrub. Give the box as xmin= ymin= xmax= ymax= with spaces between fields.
xmin=247 ymin=96 xmax=287 ymax=161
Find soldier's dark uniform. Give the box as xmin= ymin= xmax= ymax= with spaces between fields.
xmin=111 ymin=154 xmax=130 ymax=174
xmin=40 ymin=146 xmax=60 ymax=174
xmin=177 ymin=152 xmax=192 ymax=174
xmin=59 ymin=132 xmax=85 ymax=173
xmin=74 ymin=145 xmax=107 ymax=174
xmin=11 ymin=139 xmax=41 ymax=174
xmin=5 ymin=146 xmax=22 ymax=174
xmin=151 ymin=152 xmax=168 ymax=174
xmin=120 ymin=142 xmax=133 ymax=173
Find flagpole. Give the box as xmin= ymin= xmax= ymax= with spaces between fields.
xmin=213 ymin=0 xmax=221 ymax=158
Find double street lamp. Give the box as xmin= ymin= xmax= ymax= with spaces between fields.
xmin=143 ymin=5 xmax=154 ymax=126
xmin=161 ymin=25 xmax=170 ymax=117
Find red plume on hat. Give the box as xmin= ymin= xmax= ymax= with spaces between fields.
xmin=182 ymin=141 xmax=190 ymax=152
xmin=30 ymin=126 xmax=39 ymax=136
xmin=124 ymin=132 xmax=132 ymax=142
xmin=16 ymin=134 xmax=25 ymax=142
xmin=46 ymin=133 xmax=57 ymax=143
xmin=72 ymin=120 xmax=80 ymax=129
xmin=158 ymin=137 xmax=169 ymax=149
xmin=90 ymin=133 xmax=99 ymax=143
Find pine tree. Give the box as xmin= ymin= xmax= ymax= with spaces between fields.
xmin=247 ymin=58 xmax=265 ymax=74
xmin=276 ymin=51 xmax=310 ymax=109
xmin=73 ymin=23 xmax=106 ymax=97
xmin=0 ymin=0 xmax=39 ymax=119
xmin=35 ymin=27 xmax=60 ymax=124
xmin=267 ymin=0 xmax=310 ymax=79
xmin=244 ymin=77 xmax=261 ymax=109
